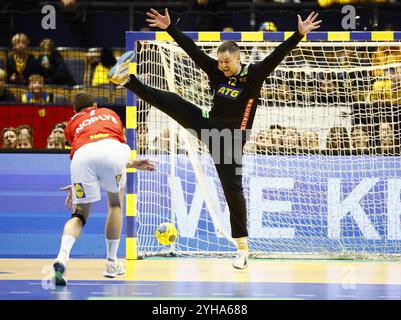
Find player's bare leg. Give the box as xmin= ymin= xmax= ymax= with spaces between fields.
xmin=53 ymin=202 xmax=92 ymax=285
xmin=63 ymin=203 xmax=92 ymax=239
xmin=103 ymin=189 xmax=126 ymax=278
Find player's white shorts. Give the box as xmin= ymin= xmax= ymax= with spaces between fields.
xmin=70 ymin=139 xmax=131 ymax=204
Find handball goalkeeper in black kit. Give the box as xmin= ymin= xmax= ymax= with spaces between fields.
xmin=108 ymin=8 xmax=322 ymax=269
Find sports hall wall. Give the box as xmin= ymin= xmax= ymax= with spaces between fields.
xmin=0 ymin=153 xmax=123 ymax=258
xmin=2 ymin=153 xmax=401 ymax=257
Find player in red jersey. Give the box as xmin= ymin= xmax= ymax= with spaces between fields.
xmin=53 ymin=92 xmax=156 ymax=286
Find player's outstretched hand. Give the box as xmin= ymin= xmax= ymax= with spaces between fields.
xmin=127 ymin=159 xmax=157 ymax=171
xmin=60 ymin=185 xmax=73 ymax=211
xmin=146 ymin=8 xmax=171 ymax=30
xmin=297 ymin=12 xmax=322 ymax=36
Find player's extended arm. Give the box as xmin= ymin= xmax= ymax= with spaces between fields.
xmin=126 ymin=158 xmax=157 ymax=171
xmin=146 ymin=8 xmax=215 ymax=74
xmin=254 ymin=12 xmax=322 ymax=83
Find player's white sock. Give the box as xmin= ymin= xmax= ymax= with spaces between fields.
xmin=106 ymin=239 xmax=120 ymax=262
xmin=56 ymin=235 xmax=76 ymax=264
xmin=235 ymin=237 xmax=248 ymax=251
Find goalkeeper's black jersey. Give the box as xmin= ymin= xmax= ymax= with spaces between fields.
xmin=166 ymin=24 xmax=303 ymax=130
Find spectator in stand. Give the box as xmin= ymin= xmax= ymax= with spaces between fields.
xmin=378 ymin=121 xmax=398 ymax=155
xmin=59 ymin=0 xmax=88 ymax=47
xmin=21 ymin=74 xmax=54 ymax=104
xmin=137 ymin=122 xmax=149 ymax=154
xmin=301 ymin=130 xmax=320 ymax=151
xmin=16 ymin=137 xmax=33 ymax=148
xmin=49 ymin=122 xmax=67 ymax=143
xmin=270 ymin=124 xmax=284 ymax=151
xmin=6 ymin=33 xmax=40 ymax=85
xmin=60 ymin=0 xmax=76 ymax=7
xmin=47 ymin=134 xmax=66 ymax=149
xmin=315 ymin=73 xmax=345 ymax=104
xmin=255 ymin=128 xmax=273 ymax=154
xmin=274 ymin=83 xmax=294 ymax=105
xmin=16 ymin=124 xmax=34 ymax=148
xmin=325 ymin=126 xmax=350 ymax=155
xmin=38 ymin=38 xmax=76 ymax=86
xmin=51 ymin=122 xmax=66 ymax=136
xmin=1 ymin=127 xmax=18 ymax=148
xmin=52 ymin=121 xmax=70 ymax=148
xmin=372 ymin=45 xmax=401 ymax=78
xmin=282 ymin=126 xmax=300 ymax=154
xmin=91 ymin=48 xmax=117 ymax=86
xmin=152 ymin=128 xmax=185 ymax=154
xmin=222 ymin=26 xmax=234 ymax=32
xmin=351 ymin=124 xmax=371 ymax=155
xmin=369 ymin=68 xmax=401 ymax=105
xmin=0 ymin=69 xmax=16 ymax=102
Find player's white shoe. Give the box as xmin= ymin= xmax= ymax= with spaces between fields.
xmin=53 ymin=260 xmax=68 ymax=286
xmin=232 ymin=250 xmax=249 ymax=269
xmin=107 ymin=51 xmax=135 ymax=86
xmin=103 ymin=260 xmax=126 ymax=278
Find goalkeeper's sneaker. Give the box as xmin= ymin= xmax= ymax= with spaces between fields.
xmin=107 ymin=51 xmax=135 ymax=86
xmin=233 ymin=250 xmax=249 ymax=270
xmin=103 ymin=260 xmax=126 ymax=278
xmin=53 ymin=261 xmax=67 ymax=286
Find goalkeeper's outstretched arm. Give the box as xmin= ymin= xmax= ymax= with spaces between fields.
xmin=253 ymin=12 xmax=322 ymax=85
xmin=146 ymin=8 xmax=215 ymax=75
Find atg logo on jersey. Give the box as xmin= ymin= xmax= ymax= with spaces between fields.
xmin=216 ymin=84 xmax=242 ymax=100
xmin=74 ymin=183 xmax=86 ymax=199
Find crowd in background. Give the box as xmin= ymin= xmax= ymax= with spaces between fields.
xmin=2 ymin=121 xmax=68 ymax=150
xmin=1 ymin=0 xmax=401 ymax=151
xmin=133 ymin=121 xmax=401 ymax=156
xmin=0 ymin=32 xmax=122 ymax=104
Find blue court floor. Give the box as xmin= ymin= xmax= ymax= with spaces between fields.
xmin=1 ymin=258 xmax=401 ymax=300
xmin=1 ymin=279 xmax=401 ymax=300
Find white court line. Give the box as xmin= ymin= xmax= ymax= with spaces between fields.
xmin=29 ymin=282 xmax=158 ymax=286
xmin=211 ymin=293 xmax=235 ymax=296
xmin=294 ymin=294 xmax=316 ymax=297
xmin=9 ymin=291 xmax=31 ymax=294
xmin=335 ymin=294 xmax=358 ymax=298
xmin=90 ymin=292 xmax=113 ymax=295
xmin=130 ymin=292 xmax=153 ymax=295
xmin=172 ymin=293 xmax=193 ymax=296
xmin=253 ymin=293 xmax=276 ymax=297
xmin=378 ymin=296 xmax=400 ymax=299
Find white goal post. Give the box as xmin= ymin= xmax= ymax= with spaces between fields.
xmin=125 ymin=30 xmax=401 ymax=260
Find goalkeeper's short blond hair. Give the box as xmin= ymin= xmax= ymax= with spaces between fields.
xmin=217 ymin=41 xmax=240 ymax=55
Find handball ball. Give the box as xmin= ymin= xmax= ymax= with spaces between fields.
xmin=155 ymin=222 xmax=178 ymax=246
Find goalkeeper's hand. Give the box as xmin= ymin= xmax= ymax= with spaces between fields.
xmin=297 ymin=11 xmax=322 ymax=36
xmin=146 ymin=8 xmax=171 ymax=30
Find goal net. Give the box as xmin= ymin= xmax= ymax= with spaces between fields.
xmin=130 ymin=32 xmax=401 ymax=259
